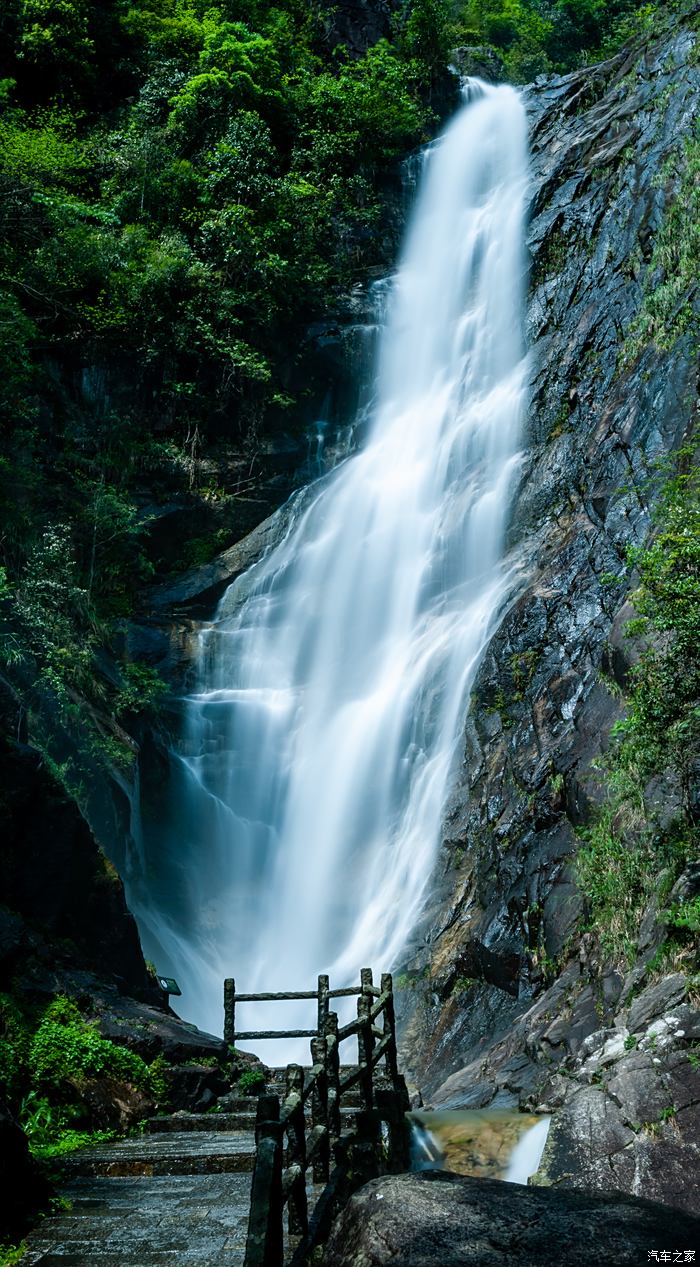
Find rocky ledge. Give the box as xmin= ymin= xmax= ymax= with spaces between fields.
xmin=321 ymin=1171 xmax=700 ymax=1267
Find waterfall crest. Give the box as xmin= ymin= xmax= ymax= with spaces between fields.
xmin=134 ymin=82 xmax=530 ymax=1042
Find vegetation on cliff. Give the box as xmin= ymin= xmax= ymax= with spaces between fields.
xmin=0 ymin=993 xmax=165 ymax=1160
xmin=452 ymin=0 xmax=663 ymax=79
xmin=575 ymin=62 xmax=700 ymax=974
xmin=0 ymin=0 xmax=454 ymax=778
xmin=578 ymin=448 xmax=700 ymax=970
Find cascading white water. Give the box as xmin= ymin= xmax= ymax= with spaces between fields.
xmin=503 ymin=1117 xmax=551 ymax=1184
xmin=133 ymin=81 xmax=530 ymax=1046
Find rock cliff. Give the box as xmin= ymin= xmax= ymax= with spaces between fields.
xmin=396 ymin=8 xmax=700 ymax=1212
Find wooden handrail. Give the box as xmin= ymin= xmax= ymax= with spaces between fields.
xmin=336 ymin=988 xmax=391 ymax=1042
xmin=223 ymin=973 xmax=367 ymax=1046
xmin=234 ymin=1029 xmax=318 ymax=1041
xmin=232 ymin=987 xmax=362 ymax=1002
xmin=235 ymin=968 xmax=412 ymax=1267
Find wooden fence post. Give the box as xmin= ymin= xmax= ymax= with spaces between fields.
xmin=245 ymin=1095 xmax=283 ymax=1267
xmin=224 ymin=977 xmax=236 ymax=1047
xmin=324 ymin=1012 xmax=341 ymax=1139
xmin=360 ymin=967 xmax=374 ymax=995
xmin=241 ymin=968 xmax=412 ymax=1267
xmin=380 ymin=972 xmax=400 ymax=1085
xmin=350 ymin=1108 xmax=384 ymax=1189
xmin=285 ymin=1064 xmax=308 ymax=1239
xmin=317 ymin=974 xmax=329 ymax=1038
xmin=375 ymin=1088 xmax=412 ymax=1173
xmin=310 ymin=1036 xmax=330 ymax=1183
xmin=357 ymin=993 xmax=374 ymax=1112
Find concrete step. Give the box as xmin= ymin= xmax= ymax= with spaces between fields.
xmin=61 ymin=1131 xmax=257 ymax=1178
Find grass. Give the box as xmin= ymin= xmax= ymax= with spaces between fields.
xmin=623 ymin=127 xmax=700 ymax=365
xmin=0 ymin=1243 xmax=28 ymax=1267
xmin=576 ymin=806 xmax=655 ymax=963
xmin=29 ymin=1128 xmax=116 ymax=1163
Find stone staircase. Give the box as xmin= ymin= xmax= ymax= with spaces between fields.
xmin=20 ymin=1069 xmax=361 ymax=1266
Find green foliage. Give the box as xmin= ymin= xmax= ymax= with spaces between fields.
xmin=577 ymin=806 xmax=655 ymax=961
xmin=550 ymin=771 xmax=565 ymax=793
xmin=238 ymin=1067 xmax=266 ymax=1095
xmin=452 ymin=0 xmax=663 ymax=81
xmin=0 ymin=104 xmax=88 ymax=184
xmin=0 ymin=1242 xmax=29 ymax=1267
xmin=625 ymin=125 xmax=700 ymax=360
xmin=17 ymin=0 xmax=95 ymax=96
xmin=0 ymin=0 xmax=449 ymax=764
xmin=8 ymin=524 xmax=92 ymax=694
xmin=20 ymin=1089 xmax=116 ymax=1160
xmin=621 ymin=453 xmax=700 ymax=809
xmin=576 ymin=445 xmax=700 ymax=967
xmin=30 ymin=996 xmax=155 ymax=1091
xmin=0 ymin=990 xmax=181 ymax=1169
xmin=146 ymin=1053 xmax=169 ymax=1104
xmin=114 ymin=662 xmax=168 ymax=718
xmin=664 ymin=895 xmax=700 ymax=934
xmin=452 ymin=975 xmax=477 ymax=992
xmin=398 ymin=0 xmax=453 ymax=83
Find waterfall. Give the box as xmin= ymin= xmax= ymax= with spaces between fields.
xmin=135 ymin=81 xmax=530 ymax=1046
xmin=503 ymin=1118 xmax=550 ymax=1184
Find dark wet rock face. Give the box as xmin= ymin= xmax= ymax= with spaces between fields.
xmin=321 ymin=1171 xmax=700 ymax=1267
xmin=451 ymin=45 xmax=505 ymax=82
xmin=315 ymin=0 xmax=402 ymax=58
xmin=397 ymin=9 xmax=700 ymax=1213
xmin=0 ymin=1101 xmax=50 ymax=1242
xmin=0 ymin=734 xmax=149 ymax=996
xmin=87 ymin=990 xmax=227 ymax=1065
xmin=72 ymin=1076 xmax=155 ymax=1134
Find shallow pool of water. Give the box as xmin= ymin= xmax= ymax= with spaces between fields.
xmin=411 ymin=1109 xmax=550 ymax=1185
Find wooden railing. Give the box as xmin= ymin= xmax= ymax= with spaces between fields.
xmin=224 ymin=969 xmax=412 ymax=1267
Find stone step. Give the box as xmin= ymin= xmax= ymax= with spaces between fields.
xmin=264 ymin=1065 xmax=364 ymax=1105
xmin=146 ymin=1113 xmax=256 ymax=1133
xmin=61 ymin=1130 xmax=257 ymax=1178
xmin=22 ymin=1172 xmax=252 ymax=1266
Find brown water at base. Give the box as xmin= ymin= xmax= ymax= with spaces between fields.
xmin=412 ymin=1110 xmax=543 ymax=1180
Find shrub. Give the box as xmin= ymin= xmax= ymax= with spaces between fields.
xmin=238 ymin=1067 xmax=266 ymax=1095
xmin=29 ymin=997 xmax=155 ymax=1093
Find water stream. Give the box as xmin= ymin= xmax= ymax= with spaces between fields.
xmin=132 ymin=81 xmax=530 ymax=1047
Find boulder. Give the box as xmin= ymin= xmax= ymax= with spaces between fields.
xmin=322 ymin=1171 xmax=700 ymax=1267
xmin=86 ymin=989 xmax=227 ymax=1064
xmin=535 ymin=1027 xmax=700 ymax=1214
xmin=625 ymin=975 xmax=689 ymax=1034
xmin=450 ymin=46 xmax=505 ymax=82
xmin=163 ymin=1063 xmax=230 ymax=1113
xmin=73 ymin=1076 xmax=155 ymax=1133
